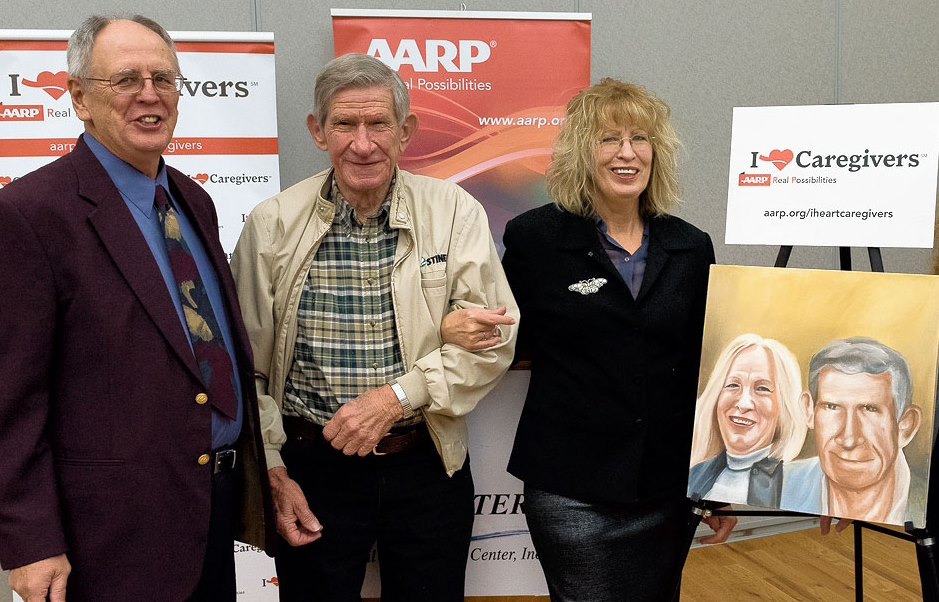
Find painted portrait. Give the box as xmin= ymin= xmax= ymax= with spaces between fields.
xmin=687 ymin=265 xmax=939 ymax=528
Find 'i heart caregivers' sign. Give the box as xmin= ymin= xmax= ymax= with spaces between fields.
xmin=725 ymin=103 xmax=939 ymax=248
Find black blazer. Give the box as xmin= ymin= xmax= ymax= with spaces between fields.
xmin=503 ymin=203 xmax=714 ymax=505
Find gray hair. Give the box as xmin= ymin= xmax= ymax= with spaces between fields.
xmin=809 ymin=337 xmax=913 ymax=419
xmin=312 ymin=53 xmax=410 ymax=128
xmin=67 ymin=15 xmax=178 ymax=79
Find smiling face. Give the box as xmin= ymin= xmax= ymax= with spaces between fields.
xmin=68 ymin=20 xmax=180 ymax=178
xmin=591 ymin=125 xmax=653 ymax=210
xmin=308 ymin=86 xmax=416 ymax=214
xmin=715 ymin=345 xmax=781 ymax=456
xmin=811 ymin=369 xmax=902 ymax=492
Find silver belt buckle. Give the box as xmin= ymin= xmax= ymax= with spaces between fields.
xmin=214 ymin=449 xmax=237 ymax=474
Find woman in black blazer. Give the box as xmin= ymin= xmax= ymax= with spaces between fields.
xmin=499 ymin=79 xmax=735 ymax=601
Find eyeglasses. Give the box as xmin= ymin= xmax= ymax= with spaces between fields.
xmin=598 ymin=133 xmax=654 ymax=153
xmin=83 ymin=70 xmax=183 ymax=95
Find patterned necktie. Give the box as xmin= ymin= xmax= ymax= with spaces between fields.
xmin=154 ymin=184 xmax=237 ymax=419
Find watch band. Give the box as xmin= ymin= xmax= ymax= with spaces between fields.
xmin=389 ymin=379 xmax=413 ymax=416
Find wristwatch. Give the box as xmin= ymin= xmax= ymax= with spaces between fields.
xmin=388 ymin=379 xmax=414 ymax=417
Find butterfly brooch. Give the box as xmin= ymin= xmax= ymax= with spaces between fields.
xmin=568 ymin=277 xmax=608 ymax=295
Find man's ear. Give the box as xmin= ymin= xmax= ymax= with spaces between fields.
xmin=397 ymin=113 xmax=419 ymax=152
xmin=802 ymin=391 xmax=815 ymax=429
xmin=68 ymin=77 xmax=93 ymax=124
xmin=898 ymin=405 xmax=922 ymax=448
xmin=307 ymin=114 xmax=328 ymax=151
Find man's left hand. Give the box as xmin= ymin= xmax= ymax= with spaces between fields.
xmin=323 ymin=385 xmax=404 ymax=456
xmin=699 ymin=514 xmax=737 ymax=545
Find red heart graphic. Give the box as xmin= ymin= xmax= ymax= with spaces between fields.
xmin=758 ymin=149 xmax=794 ymax=171
xmin=191 ymin=173 xmax=209 ymax=185
xmin=0 ymin=176 xmax=11 ymax=188
xmin=21 ymin=71 xmax=68 ymax=100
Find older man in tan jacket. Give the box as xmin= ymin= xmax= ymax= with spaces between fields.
xmin=231 ymin=53 xmax=518 ymax=601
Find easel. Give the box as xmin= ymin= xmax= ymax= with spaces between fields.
xmin=694 ymin=244 xmax=938 ymax=601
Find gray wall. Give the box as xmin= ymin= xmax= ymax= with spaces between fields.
xmin=5 ymin=0 xmax=938 ymax=273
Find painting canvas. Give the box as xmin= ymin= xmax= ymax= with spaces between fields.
xmin=687 ymin=265 xmax=939 ymax=528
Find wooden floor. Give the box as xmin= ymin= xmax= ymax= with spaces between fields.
xmin=683 ymin=525 xmax=922 ymax=601
xmin=457 ymin=525 xmax=924 ymax=602
xmin=1 ymin=526 xmax=921 ymax=602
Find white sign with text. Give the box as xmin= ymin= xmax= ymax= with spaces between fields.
xmin=725 ymin=103 xmax=939 ymax=248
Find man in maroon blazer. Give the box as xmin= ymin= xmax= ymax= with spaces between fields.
xmin=0 ymin=15 xmax=272 ymax=601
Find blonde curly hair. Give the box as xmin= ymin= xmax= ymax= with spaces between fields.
xmin=547 ymin=78 xmax=681 ymax=219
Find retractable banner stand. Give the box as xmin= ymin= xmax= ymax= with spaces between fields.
xmin=0 ymin=30 xmax=280 ymax=256
xmin=332 ymin=9 xmax=591 ymax=250
xmin=332 ymin=9 xmax=591 ymax=597
xmin=726 ymin=102 xmax=939 ymax=248
xmin=0 ymin=29 xmax=281 ymax=601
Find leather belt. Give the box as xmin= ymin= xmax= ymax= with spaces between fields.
xmin=282 ymin=415 xmax=429 ymax=455
xmin=212 ymin=448 xmax=237 ymax=475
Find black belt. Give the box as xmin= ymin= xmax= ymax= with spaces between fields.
xmin=212 ymin=448 xmax=237 ymax=474
xmin=282 ymin=415 xmax=430 ymax=455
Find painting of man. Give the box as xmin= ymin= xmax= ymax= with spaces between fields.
xmin=781 ymin=338 xmax=924 ymax=524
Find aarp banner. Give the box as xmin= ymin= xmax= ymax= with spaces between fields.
xmin=331 ymin=9 xmax=591 ymax=250
xmin=725 ymin=103 xmax=939 ymax=248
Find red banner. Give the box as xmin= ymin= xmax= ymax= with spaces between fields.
xmin=332 ymin=10 xmax=591 ymax=248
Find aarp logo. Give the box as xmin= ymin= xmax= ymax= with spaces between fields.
xmin=738 ymin=173 xmax=771 ymax=187
xmin=0 ymin=102 xmax=43 ymax=121
xmin=367 ymin=38 xmax=494 ymax=73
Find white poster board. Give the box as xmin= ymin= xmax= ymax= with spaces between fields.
xmin=725 ymin=103 xmax=939 ymax=248
xmin=0 ymin=30 xmax=280 ymax=256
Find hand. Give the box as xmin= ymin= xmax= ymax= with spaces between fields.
xmin=820 ymin=515 xmax=852 ymax=535
xmin=323 ymin=386 xmax=403 ymax=456
xmin=699 ymin=514 xmax=737 ymax=545
xmin=268 ymin=467 xmax=323 ymax=546
xmin=10 ymin=554 xmax=71 ymax=602
xmin=440 ymin=307 xmax=515 ymax=351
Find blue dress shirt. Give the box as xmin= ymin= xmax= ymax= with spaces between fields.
xmin=595 ymin=218 xmax=650 ymax=299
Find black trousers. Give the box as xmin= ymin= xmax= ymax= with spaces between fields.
xmin=275 ymin=432 xmax=475 ymax=602
xmin=189 ymin=464 xmax=237 ymax=602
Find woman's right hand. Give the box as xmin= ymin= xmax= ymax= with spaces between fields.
xmin=441 ymin=307 xmax=516 ymax=351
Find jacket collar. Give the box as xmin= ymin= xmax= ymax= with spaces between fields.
xmin=556 ymin=209 xmax=694 ymax=252
xmin=556 ymin=209 xmax=693 ymax=301
xmin=317 ymin=167 xmax=411 ymax=230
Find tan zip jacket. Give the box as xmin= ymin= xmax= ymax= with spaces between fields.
xmin=231 ymin=168 xmax=518 ymax=475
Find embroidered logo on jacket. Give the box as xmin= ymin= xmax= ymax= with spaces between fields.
xmin=568 ymin=277 xmax=607 ymax=295
xmin=421 ymin=254 xmax=447 ymax=267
